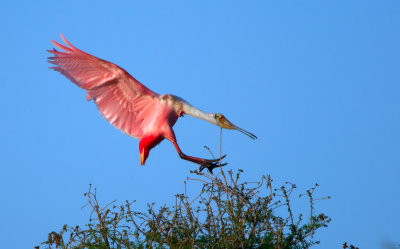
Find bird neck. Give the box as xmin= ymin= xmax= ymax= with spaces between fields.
xmin=181 ymin=102 xmax=216 ymax=125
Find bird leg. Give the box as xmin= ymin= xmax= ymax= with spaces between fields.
xmin=170 ymin=140 xmax=227 ymax=174
xmin=178 ymin=153 xmax=227 ymax=174
xmin=199 ymin=155 xmax=227 ymax=174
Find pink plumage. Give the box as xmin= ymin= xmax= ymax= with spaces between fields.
xmin=48 ymin=34 xmax=256 ymax=173
xmin=48 ymin=34 xmax=160 ymax=138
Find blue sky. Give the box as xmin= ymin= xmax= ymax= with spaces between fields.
xmin=1 ymin=1 xmax=399 ymax=248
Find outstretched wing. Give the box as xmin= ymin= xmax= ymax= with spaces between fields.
xmin=48 ymin=34 xmax=160 ymax=138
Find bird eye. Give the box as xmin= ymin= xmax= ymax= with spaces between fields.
xmin=214 ymin=114 xmax=219 ymax=119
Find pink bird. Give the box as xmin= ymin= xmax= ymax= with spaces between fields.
xmin=48 ymin=34 xmax=256 ymax=173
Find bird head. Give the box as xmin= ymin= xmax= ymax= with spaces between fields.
xmin=213 ymin=113 xmax=257 ymax=139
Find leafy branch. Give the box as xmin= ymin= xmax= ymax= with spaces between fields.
xmin=39 ymin=168 xmax=330 ymax=249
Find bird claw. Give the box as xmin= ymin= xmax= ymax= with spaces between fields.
xmin=199 ymin=155 xmax=227 ymax=174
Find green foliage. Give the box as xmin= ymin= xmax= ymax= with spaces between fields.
xmin=342 ymin=242 xmax=359 ymax=249
xmin=39 ymin=169 xmax=330 ymax=249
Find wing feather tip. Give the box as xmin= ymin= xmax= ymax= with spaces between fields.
xmin=60 ymin=33 xmax=80 ymax=51
xmin=51 ymin=40 xmax=73 ymax=52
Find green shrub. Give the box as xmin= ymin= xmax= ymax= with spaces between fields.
xmin=39 ymin=169 xmax=330 ymax=249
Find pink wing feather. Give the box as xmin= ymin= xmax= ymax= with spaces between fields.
xmin=48 ymin=34 xmax=160 ymax=138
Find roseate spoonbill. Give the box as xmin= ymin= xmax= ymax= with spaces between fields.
xmin=47 ymin=34 xmax=256 ymax=173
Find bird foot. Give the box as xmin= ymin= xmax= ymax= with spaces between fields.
xmin=199 ymin=155 xmax=227 ymax=174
